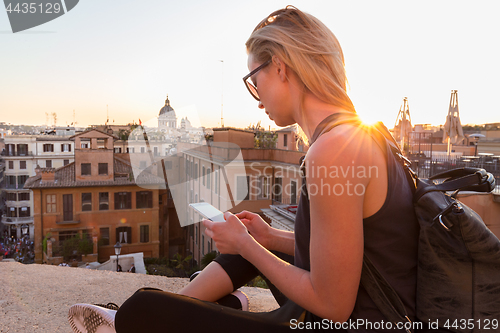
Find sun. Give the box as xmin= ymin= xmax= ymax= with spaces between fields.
xmin=356 ymin=109 xmax=379 ymax=126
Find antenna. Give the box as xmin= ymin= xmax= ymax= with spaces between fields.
xmin=394 ymin=97 xmax=412 ymax=152
xmin=219 ymin=60 xmax=224 ymax=128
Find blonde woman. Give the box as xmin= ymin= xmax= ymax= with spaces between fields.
xmin=69 ymin=6 xmax=418 ymax=333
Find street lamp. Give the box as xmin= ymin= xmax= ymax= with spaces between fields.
xmin=114 ymin=242 xmax=122 ymax=272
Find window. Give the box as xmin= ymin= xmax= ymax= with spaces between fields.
xmin=6 ymin=192 xmax=17 ymax=201
xmin=18 ymin=192 xmax=30 ymax=201
xmin=284 ymin=134 xmax=288 ymax=147
xmin=7 ymin=176 xmax=16 ymax=189
xmin=116 ymin=226 xmax=132 ymax=244
xmin=214 ymin=170 xmax=218 ymax=194
xmin=63 ymin=194 xmax=73 ymax=221
xmin=207 ymin=168 xmax=211 ymax=189
xmin=19 ymin=207 xmax=30 ymax=217
xmin=80 ymin=138 xmax=90 ymax=149
xmin=140 ymin=225 xmax=150 ymax=243
xmin=164 ymin=160 xmax=172 ymax=170
xmin=46 ymin=160 xmax=52 ymax=168
xmin=82 ymin=193 xmax=92 ymax=211
xmin=126 ymin=147 xmax=134 ymax=153
xmin=43 ymin=144 xmax=54 ymax=152
xmin=98 ymin=163 xmax=108 ymax=175
xmin=140 ymin=147 xmax=145 ymax=153
xmin=64 ymin=159 xmax=69 ymax=166
xmin=17 ymin=144 xmax=28 ymax=155
xmin=99 ymin=192 xmax=109 ymax=210
xmin=46 ymin=194 xmax=56 ymax=213
xmin=274 ymin=177 xmax=283 ymax=203
xmin=8 ymin=207 xmax=17 ymax=217
xmin=236 ymin=176 xmax=250 ymax=201
xmin=258 ymin=176 xmax=270 ymax=199
xmin=202 ymin=166 xmax=205 ymax=185
xmin=153 ymin=147 xmax=158 ymax=156
xmin=195 ymin=225 xmax=198 ymax=245
xmin=114 ymin=192 xmax=132 ymax=210
xmin=290 ymin=180 xmax=297 ymax=205
xmin=114 ymin=147 xmax=122 ymax=153
xmin=59 ymin=230 xmax=79 ymax=243
xmin=8 ymin=161 xmax=13 ymax=169
xmin=17 ymin=175 xmax=28 ymax=189
xmin=20 ymin=161 xmax=26 ymax=169
xmin=136 ymin=191 xmax=153 ymax=209
xmin=100 ymin=227 xmax=110 ymax=246
xmin=81 ymin=163 xmax=91 ymax=176
xmin=61 ymin=144 xmax=71 ymax=152
xmin=6 ymin=144 xmax=15 ymax=156
xmin=202 ymin=235 xmax=205 ymax=255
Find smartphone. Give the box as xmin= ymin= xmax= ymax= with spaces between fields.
xmin=189 ymin=202 xmax=225 ymax=222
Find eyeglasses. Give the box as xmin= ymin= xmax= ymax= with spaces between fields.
xmin=242 ymin=59 xmax=271 ymax=101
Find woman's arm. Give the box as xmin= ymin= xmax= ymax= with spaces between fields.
xmin=204 ymin=126 xmax=387 ymax=322
xmin=236 ymin=210 xmax=295 ymax=255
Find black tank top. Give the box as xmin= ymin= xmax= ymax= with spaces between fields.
xmin=294 ymin=113 xmax=419 ymax=332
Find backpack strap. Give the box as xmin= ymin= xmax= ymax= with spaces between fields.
xmin=414 ymin=168 xmax=496 ymax=201
xmin=361 ymin=255 xmax=413 ymax=333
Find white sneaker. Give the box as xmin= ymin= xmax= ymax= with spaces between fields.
xmin=231 ymin=290 xmax=249 ymax=311
xmin=68 ymin=303 xmax=117 ymax=333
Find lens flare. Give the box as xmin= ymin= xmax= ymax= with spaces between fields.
xmin=120 ymin=218 xmax=127 ymax=224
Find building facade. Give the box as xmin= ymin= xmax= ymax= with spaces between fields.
xmin=179 ymin=127 xmax=304 ymax=265
xmin=25 ymin=129 xmax=164 ymax=263
xmin=2 ymin=135 xmax=74 ymax=240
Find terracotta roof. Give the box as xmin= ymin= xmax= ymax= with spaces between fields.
xmin=24 ymin=156 xmax=164 ymax=189
xmin=212 ymin=127 xmax=254 ymax=134
xmin=69 ymin=128 xmax=119 ymax=140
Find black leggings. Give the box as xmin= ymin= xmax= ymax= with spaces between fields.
xmin=115 ymin=253 xmax=308 ymax=333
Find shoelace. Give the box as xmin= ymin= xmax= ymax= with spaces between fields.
xmin=94 ymin=302 xmax=120 ymax=310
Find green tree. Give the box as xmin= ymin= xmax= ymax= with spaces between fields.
xmin=201 ymin=251 xmax=218 ymax=269
xmin=170 ymin=253 xmax=193 ymax=277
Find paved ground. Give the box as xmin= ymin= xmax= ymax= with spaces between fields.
xmin=0 ymin=262 xmax=279 ymax=333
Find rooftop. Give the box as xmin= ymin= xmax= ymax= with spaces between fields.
xmin=24 ymin=156 xmax=163 ymax=189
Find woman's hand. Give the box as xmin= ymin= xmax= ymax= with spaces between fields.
xmin=235 ymin=210 xmax=273 ymax=249
xmin=202 ymin=212 xmax=254 ymax=255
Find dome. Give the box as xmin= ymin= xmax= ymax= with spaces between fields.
xmin=159 ymin=96 xmax=176 ymax=116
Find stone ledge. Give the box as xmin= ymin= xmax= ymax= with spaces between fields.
xmin=0 ymin=262 xmax=279 ymax=333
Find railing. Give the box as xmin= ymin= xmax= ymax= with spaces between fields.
xmin=1 ymin=151 xmax=34 ymax=156
xmin=1 ymin=216 xmax=34 ymax=223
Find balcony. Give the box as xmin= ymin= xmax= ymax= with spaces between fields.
xmin=1 ymin=151 xmax=34 ymax=157
xmin=1 ymin=216 xmax=34 ymax=224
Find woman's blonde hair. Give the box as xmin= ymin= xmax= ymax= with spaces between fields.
xmin=246 ymin=6 xmax=355 ymax=144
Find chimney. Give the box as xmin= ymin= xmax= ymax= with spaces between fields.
xmin=41 ymin=168 xmax=56 ymax=182
xmin=35 ymin=165 xmax=42 ymax=177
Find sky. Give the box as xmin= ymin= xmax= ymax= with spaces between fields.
xmin=1 ymin=0 xmax=499 ymax=130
